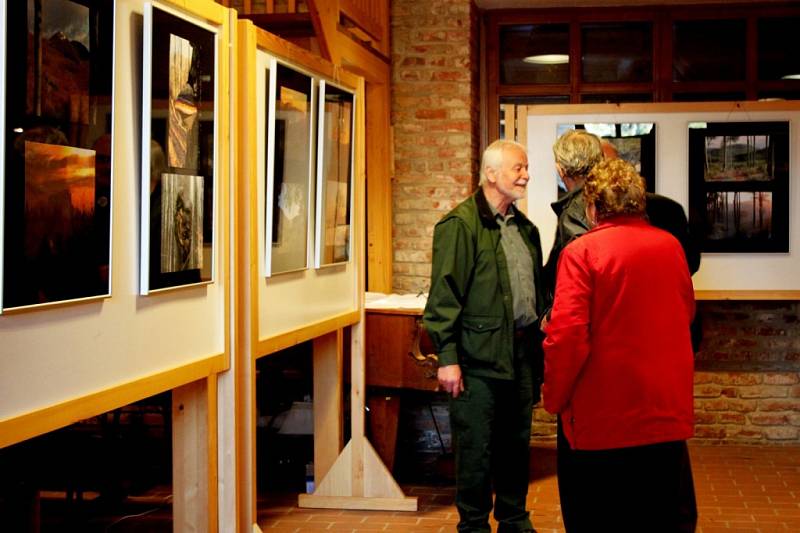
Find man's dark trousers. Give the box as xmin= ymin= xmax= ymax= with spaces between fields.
xmin=449 ymin=335 xmax=537 ymax=533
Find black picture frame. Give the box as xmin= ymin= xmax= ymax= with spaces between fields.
xmin=688 ymin=121 xmax=789 ymax=253
xmin=2 ymin=0 xmax=115 ymax=311
xmin=141 ymin=1 xmax=217 ymax=294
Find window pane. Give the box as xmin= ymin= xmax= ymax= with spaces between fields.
xmin=582 ymin=22 xmax=652 ymax=83
xmin=672 ymin=92 xmax=746 ymax=102
xmin=500 ymin=95 xmax=571 ymax=105
xmin=758 ymin=18 xmax=800 ymax=80
xmin=673 ymin=20 xmax=746 ymax=81
xmin=499 ymin=24 xmax=570 ymax=85
xmin=758 ymin=91 xmax=800 ymax=101
xmin=580 ymin=93 xmax=652 ymax=104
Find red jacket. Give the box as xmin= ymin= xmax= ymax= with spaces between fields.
xmin=543 ymin=216 xmax=695 ymax=450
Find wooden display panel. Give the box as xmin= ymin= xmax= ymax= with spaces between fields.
xmin=523 ymin=101 xmax=800 ymax=300
xmin=234 ymin=21 xmax=414 ymax=528
xmin=0 ymin=0 xmax=231 ymax=453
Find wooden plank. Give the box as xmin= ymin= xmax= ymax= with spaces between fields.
xmin=313 ymin=330 xmax=344 ymax=482
xmin=0 ymin=354 xmax=226 ymax=449
xmin=695 ymin=290 xmax=800 ymax=301
xmin=254 ymin=29 xmax=362 ymax=91
xmin=305 ymin=0 xmax=339 ymax=62
xmin=255 ymin=310 xmax=361 ymax=357
xmin=365 ymin=81 xmax=393 ymax=292
xmin=298 ymin=494 xmax=418 ymax=511
xmin=173 ymin=379 xmax=210 ymax=533
xmin=235 ymin=19 xmax=259 ymax=533
xmin=523 ymin=100 xmax=800 ymax=116
xmin=206 ymin=375 xmax=219 ymax=532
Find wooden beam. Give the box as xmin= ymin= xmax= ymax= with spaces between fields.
xmin=173 ymin=378 xmax=216 ymax=532
xmin=0 ymin=354 xmax=226 ymax=449
xmin=305 ymin=0 xmax=339 ymax=63
xmin=365 ymin=81 xmax=393 ymax=292
xmin=312 ymin=330 xmax=344 ymax=482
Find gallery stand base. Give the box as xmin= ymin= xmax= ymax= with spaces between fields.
xmin=297 ymin=438 xmax=418 ymax=512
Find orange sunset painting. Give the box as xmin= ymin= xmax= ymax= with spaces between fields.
xmin=24 ymin=141 xmax=95 ymax=260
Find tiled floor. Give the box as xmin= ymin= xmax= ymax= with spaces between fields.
xmin=257 ymin=443 xmax=800 ymax=533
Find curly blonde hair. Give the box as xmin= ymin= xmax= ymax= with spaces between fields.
xmin=583 ymin=158 xmax=646 ymax=221
xmin=552 ymin=129 xmax=603 ymax=180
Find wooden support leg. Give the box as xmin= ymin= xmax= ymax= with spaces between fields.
xmin=298 ymin=323 xmax=417 ymax=511
xmin=313 ymin=330 xmax=344 ymax=482
xmin=173 ymin=377 xmax=218 ymax=532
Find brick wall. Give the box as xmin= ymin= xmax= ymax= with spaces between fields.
xmin=391 ymin=0 xmax=479 ymax=293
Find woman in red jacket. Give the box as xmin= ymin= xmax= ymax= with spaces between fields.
xmin=543 ymin=158 xmax=697 ymax=532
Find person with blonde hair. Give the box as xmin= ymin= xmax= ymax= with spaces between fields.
xmin=425 ymin=139 xmax=546 ymax=533
xmin=544 ymin=129 xmax=603 ymax=292
xmin=543 ymin=158 xmax=697 ymax=532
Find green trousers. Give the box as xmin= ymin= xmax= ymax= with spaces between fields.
xmin=449 ymin=345 xmax=537 ymax=533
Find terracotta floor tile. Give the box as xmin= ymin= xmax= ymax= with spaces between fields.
xmin=257 ymin=443 xmax=800 ymax=532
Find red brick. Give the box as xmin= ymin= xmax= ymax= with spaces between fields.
xmin=749 ymin=412 xmax=793 ymax=425
xmin=757 ymin=399 xmax=800 ymax=411
xmin=414 ymin=108 xmax=448 ymax=120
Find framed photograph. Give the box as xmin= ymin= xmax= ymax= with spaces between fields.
xmin=141 ymin=1 xmax=217 ymax=294
xmin=264 ymin=60 xmax=314 ymax=277
xmin=556 ymin=123 xmax=656 ymax=196
xmin=1 ymin=0 xmax=115 ymax=312
xmin=315 ymin=80 xmax=355 ymax=268
xmin=688 ymin=121 xmax=789 ymax=253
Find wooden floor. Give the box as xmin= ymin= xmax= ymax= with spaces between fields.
xmin=257 ymin=443 xmax=800 ymax=533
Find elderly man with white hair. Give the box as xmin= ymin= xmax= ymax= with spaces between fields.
xmin=424 ymin=140 xmax=546 ymax=533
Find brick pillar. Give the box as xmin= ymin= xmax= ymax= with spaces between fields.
xmin=391 ymin=0 xmax=479 ymax=293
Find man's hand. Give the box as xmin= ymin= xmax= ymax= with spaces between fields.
xmin=438 ymin=364 xmax=464 ymax=398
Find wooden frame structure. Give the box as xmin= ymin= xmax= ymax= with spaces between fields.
xmin=233 ymin=19 xmax=415 ymax=529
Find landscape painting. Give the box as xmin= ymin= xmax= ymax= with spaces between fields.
xmin=3 ymin=0 xmax=114 ymax=310
xmin=689 ymin=122 xmax=789 ymax=253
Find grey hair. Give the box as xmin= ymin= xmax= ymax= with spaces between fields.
xmin=552 ymin=129 xmax=603 ymax=180
xmin=479 ymin=139 xmax=527 ymax=186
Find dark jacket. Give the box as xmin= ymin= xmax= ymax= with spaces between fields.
xmin=423 ymin=188 xmax=546 ymax=381
xmin=543 ymin=186 xmax=590 ymax=299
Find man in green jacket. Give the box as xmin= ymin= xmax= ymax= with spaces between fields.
xmin=424 ymin=140 xmax=546 ymax=533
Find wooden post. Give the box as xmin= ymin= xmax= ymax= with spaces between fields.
xmin=173 ymin=378 xmax=218 ymax=532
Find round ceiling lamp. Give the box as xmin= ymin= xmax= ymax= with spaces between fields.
xmin=523 ymin=54 xmax=569 ymax=65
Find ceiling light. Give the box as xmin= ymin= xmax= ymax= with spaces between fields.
xmin=781 ymin=73 xmax=800 ymax=80
xmin=523 ymin=54 xmax=569 ymax=65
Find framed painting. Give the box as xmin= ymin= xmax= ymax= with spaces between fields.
xmin=688 ymin=121 xmax=789 ymax=253
xmin=1 ymin=0 xmax=115 ymax=312
xmin=555 ymin=123 xmax=655 ymax=196
xmin=264 ymin=60 xmax=314 ymax=277
xmin=314 ymin=80 xmax=355 ymax=268
xmin=140 ymin=1 xmax=217 ymax=294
